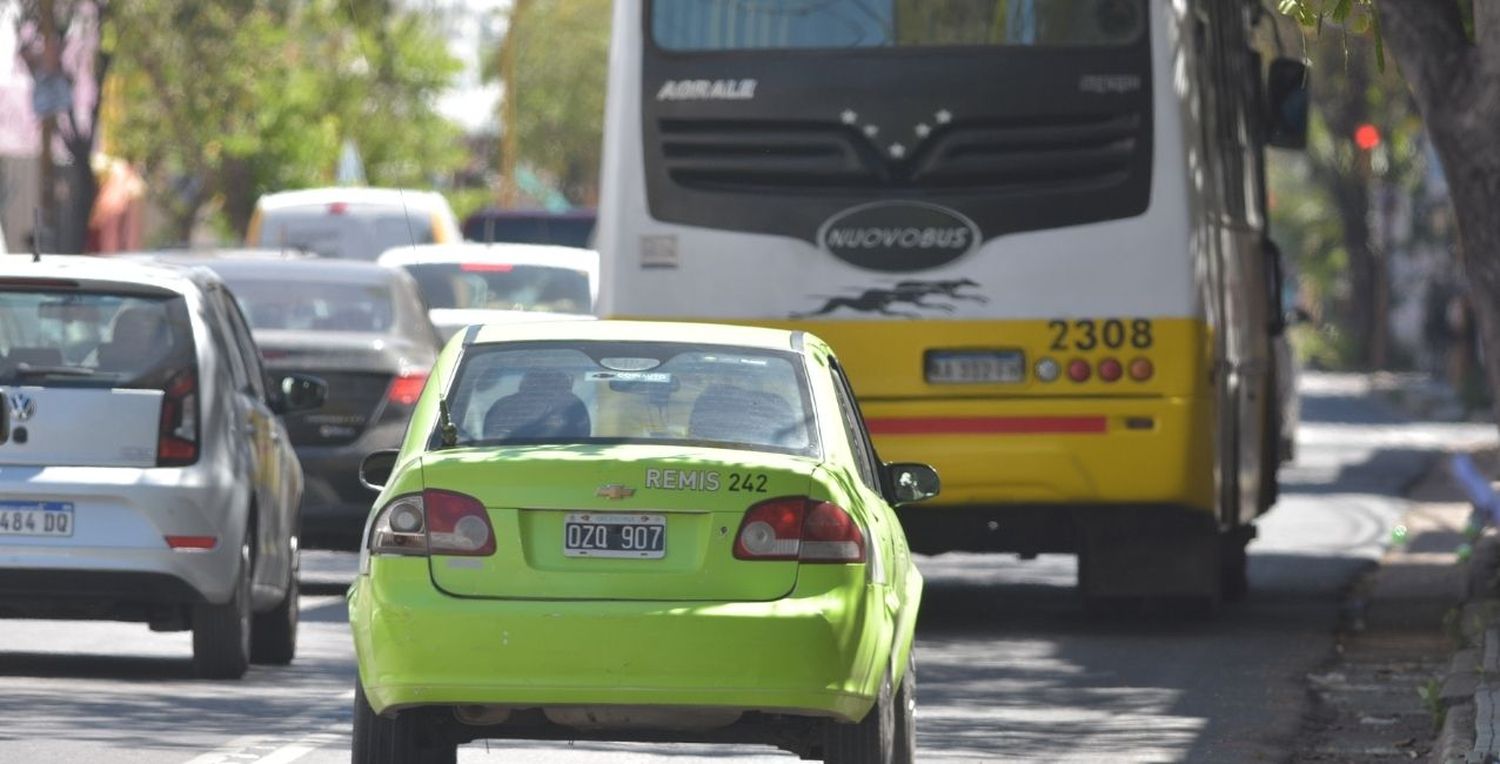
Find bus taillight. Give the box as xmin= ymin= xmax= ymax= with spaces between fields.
xmin=1129 ymin=358 xmax=1155 ymax=382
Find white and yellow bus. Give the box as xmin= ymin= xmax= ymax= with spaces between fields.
xmin=598 ymin=0 xmax=1307 ymax=605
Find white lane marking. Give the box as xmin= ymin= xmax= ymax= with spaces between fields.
xmin=183 ymin=735 xmax=269 ymax=764
xmin=249 ymin=728 xmax=346 ymax=764
xmin=187 ymin=690 xmax=354 ymax=764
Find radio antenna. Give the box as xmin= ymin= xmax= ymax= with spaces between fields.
xmin=31 ymin=207 xmax=42 ymax=262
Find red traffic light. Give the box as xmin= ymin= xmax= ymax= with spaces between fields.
xmin=1354 ymin=123 xmax=1381 ymax=151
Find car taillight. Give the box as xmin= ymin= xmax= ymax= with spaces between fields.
xmin=426 ymin=489 xmax=496 ymax=556
xmin=157 ymin=369 xmax=199 ymax=466
xmin=733 ymin=497 xmax=865 ymax=564
xmin=387 ymin=372 xmax=428 ymax=406
xmin=368 ymin=489 xmax=495 ymax=557
xmin=801 ymin=501 xmax=866 ymax=562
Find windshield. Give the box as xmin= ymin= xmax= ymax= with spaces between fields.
xmin=0 ymin=289 xmax=196 ymax=389
xmin=463 ymin=215 xmax=597 ymax=248
xmin=402 ymin=263 xmax=593 ymax=315
xmin=226 ymin=279 xmax=397 ymax=333
xmin=444 ymin=342 xmax=818 ymax=456
xmin=260 ymin=206 xmax=434 ymax=260
xmin=651 ymin=0 xmax=1145 ymax=50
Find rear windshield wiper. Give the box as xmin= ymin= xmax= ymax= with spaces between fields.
xmin=15 ymin=364 xmax=97 ymax=379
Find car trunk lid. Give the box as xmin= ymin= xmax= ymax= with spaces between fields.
xmin=422 ymin=444 xmax=816 ymax=601
xmin=255 ymin=331 xmax=414 ymax=447
xmin=0 ymin=386 xmax=163 ymax=467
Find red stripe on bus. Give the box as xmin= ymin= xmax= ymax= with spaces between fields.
xmin=865 ymin=416 xmax=1109 ymax=435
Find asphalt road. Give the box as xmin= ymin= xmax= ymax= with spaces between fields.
xmin=0 ymin=374 xmax=1493 ymax=763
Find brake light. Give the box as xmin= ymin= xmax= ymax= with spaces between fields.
xmin=733 ymin=497 xmax=865 ymax=564
xmin=387 ymin=372 xmax=428 ymax=406
xmin=1098 ymin=358 xmax=1123 ymax=383
xmin=368 ymin=489 xmax=495 ymax=557
xmin=157 ymin=369 xmax=199 ymax=466
xmin=460 ymin=263 xmax=514 ymax=273
xmin=327 ymin=202 xmax=348 ymax=215
xmin=1066 ymin=359 xmax=1091 ymax=383
xmin=165 ymin=535 xmax=216 ymax=550
xmin=733 ymin=497 xmax=803 ymax=560
xmin=426 ymin=489 xmax=496 ymax=555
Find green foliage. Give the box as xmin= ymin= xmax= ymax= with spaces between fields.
xmin=493 ymin=0 xmax=612 ymax=205
xmin=444 ymin=187 xmax=494 ymax=225
xmin=107 ymin=0 xmax=463 ymax=239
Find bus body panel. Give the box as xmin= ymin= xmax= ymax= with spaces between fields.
xmin=599 ymin=0 xmax=1279 ymax=572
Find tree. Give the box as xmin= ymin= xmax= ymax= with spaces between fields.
xmin=11 ymin=0 xmax=110 ymax=254
xmin=107 ymin=0 xmax=463 ymax=241
xmin=1267 ymin=13 xmax=1424 ymax=370
xmin=489 ymin=0 xmax=611 ymax=207
xmin=1279 ymin=1 xmax=1500 ymax=423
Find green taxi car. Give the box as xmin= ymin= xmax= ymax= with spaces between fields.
xmin=348 ymin=321 xmax=937 ymax=763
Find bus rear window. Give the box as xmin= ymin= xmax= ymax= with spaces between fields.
xmin=261 ymin=206 xmax=434 ymax=260
xmin=652 ymin=0 xmax=1144 ymax=51
xmin=0 ymin=290 xmax=196 ymax=389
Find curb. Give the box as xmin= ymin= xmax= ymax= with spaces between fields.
xmin=1435 ymin=539 xmax=1500 ymax=762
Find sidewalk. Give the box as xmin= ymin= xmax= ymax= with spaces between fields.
xmin=1294 ymin=452 xmax=1480 ymax=761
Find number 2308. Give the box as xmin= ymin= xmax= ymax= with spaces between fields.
xmin=1048 ymin=319 xmax=1153 ymax=351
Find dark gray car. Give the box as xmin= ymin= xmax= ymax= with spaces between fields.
xmin=146 ymin=252 xmax=442 ymax=549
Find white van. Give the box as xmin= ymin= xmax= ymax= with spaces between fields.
xmin=246 ymin=187 xmax=462 ymax=261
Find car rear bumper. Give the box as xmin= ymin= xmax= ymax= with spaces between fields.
xmin=349 ymin=558 xmax=888 ymax=723
xmin=295 ymin=428 xmax=396 ymax=548
xmin=0 ymin=464 xmax=243 ymax=607
xmin=0 ymin=568 xmax=206 ymax=621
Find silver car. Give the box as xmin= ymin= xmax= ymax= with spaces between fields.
xmin=0 ymin=256 xmax=325 ymax=679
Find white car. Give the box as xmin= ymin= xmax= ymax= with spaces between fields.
xmin=246 ymin=187 xmax=463 ymax=261
xmin=0 ymin=256 xmax=326 ymax=678
xmin=378 ymin=243 xmax=598 ymax=341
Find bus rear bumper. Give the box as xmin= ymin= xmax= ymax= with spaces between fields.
xmin=862 ymin=394 xmax=1215 ymax=512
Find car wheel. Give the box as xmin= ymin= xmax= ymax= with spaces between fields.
xmin=352 ymin=681 xmax=457 ymax=764
xmin=250 ymin=566 xmax=298 ymax=665
xmin=892 ymin=652 xmax=917 ymax=764
xmin=823 ymin=668 xmax=896 ymax=764
xmin=192 ymin=540 xmax=251 ymax=680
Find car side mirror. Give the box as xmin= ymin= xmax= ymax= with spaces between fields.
xmin=275 ymin=373 xmax=327 ymax=414
xmin=360 ymin=449 xmax=400 ymax=492
xmin=1266 ymin=57 xmax=1310 ymax=150
xmin=885 ymin=462 xmax=940 ymax=506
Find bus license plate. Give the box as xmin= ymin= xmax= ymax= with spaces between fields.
xmin=563 ymin=513 xmax=666 ymax=559
xmin=925 ymin=351 xmax=1025 ymax=384
xmin=0 ymin=501 xmax=74 ymax=538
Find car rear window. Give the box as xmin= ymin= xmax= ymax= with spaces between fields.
xmin=444 ymin=341 xmax=818 ymax=457
xmin=402 ymin=263 xmax=592 ymax=315
xmin=226 ymin=279 xmax=397 ymax=333
xmin=0 ymin=288 xmax=196 ymax=389
xmin=462 ymin=214 xmax=596 ymax=248
xmin=260 ymin=206 xmax=434 ymax=260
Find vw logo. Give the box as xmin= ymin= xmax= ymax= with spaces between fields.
xmin=8 ymin=393 xmax=34 ymax=422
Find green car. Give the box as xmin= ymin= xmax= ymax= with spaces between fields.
xmin=348 ymin=321 xmax=937 ymax=763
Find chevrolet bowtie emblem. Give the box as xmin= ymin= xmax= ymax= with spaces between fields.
xmin=595 ymin=484 xmax=636 ymax=501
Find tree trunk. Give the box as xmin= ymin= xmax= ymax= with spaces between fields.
xmin=60 ymin=156 xmax=97 ymax=254
xmin=220 ymin=158 xmax=258 ymax=238
xmin=1377 ymin=0 xmax=1500 ymax=423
